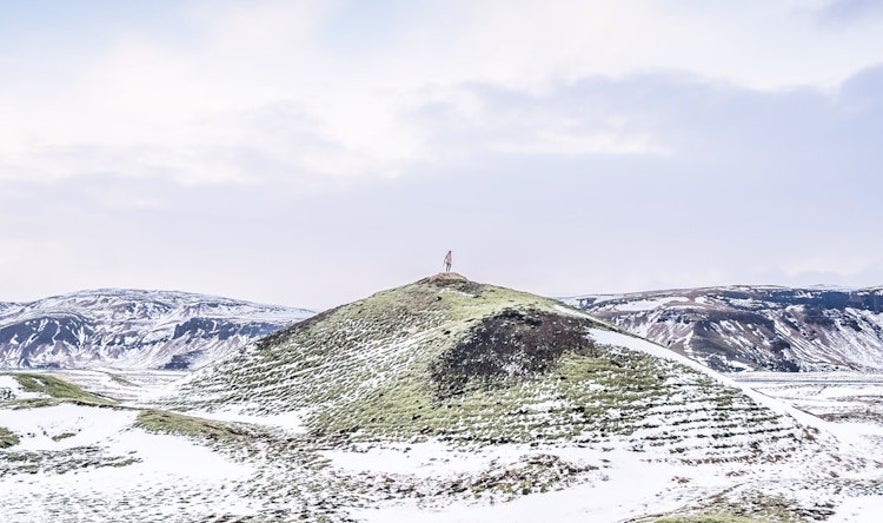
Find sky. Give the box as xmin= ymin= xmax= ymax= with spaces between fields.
xmin=1 ymin=0 xmax=883 ymax=310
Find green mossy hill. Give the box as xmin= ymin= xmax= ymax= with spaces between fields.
xmin=183 ymin=276 xmax=804 ymax=452
xmin=4 ymin=373 xmax=114 ymax=407
xmin=187 ymin=274 xmax=583 ymax=410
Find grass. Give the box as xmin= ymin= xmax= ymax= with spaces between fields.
xmin=9 ymin=373 xmax=114 ymax=406
xmin=647 ymin=516 xmax=770 ymax=523
xmin=134 ymin=410 xmax=247 ymax=442
xmin=310 ymin=346 xmax=683 ymax=443
xmin=0 ymin=427 xmax=19 ymax=448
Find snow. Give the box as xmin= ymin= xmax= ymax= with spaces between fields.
xmin=351 ymin=444 xmax=727 ymax=523
xmin=0 ymin=403 xmax=256 ymax=521
xmin=829 ymin=496 xmax=883 ymax=523
xmin=727 ymin=371 xmax=883 ymax=461
xmin=0 ymin=404 xmax=136 ymax=451
xmin=609 ymin=296 xmax=689 ymax=312
xmin=0 ymin=374 xmax=47 ymax=400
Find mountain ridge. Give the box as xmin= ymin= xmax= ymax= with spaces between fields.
xmin=0 ymin=288 xmax=313 ymax=370
xmin=564 ymin=284 xmax=883 ymax=372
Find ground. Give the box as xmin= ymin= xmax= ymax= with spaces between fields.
xmin=1 ymin=365 xmax=882 ymax=522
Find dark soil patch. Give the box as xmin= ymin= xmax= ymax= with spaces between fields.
xmin=429 ymin=308 xmax=597 ymax=400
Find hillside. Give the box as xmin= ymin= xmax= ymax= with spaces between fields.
xmin=170 ymin=274 xmax=878 ymax=520
xmin=0 ymin=289 xmax=313 ymax=370
xmin=564 ymin=286 xmax=883 ymax=372
xmin=185 ymin=274 xmax=809 ymax=455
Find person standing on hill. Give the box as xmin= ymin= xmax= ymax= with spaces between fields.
xmin=444 ymin=250 xmax=452 ymax=273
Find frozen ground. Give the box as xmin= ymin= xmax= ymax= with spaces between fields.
xmin=43 ymin=368 xmax=188 ymax=403
xmin=729 ymin=371 xmax=883 ymax=457
xmin=2 ymin=366 xmax=883 ymax=521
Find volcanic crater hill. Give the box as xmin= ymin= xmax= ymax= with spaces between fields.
xmin=183 ymin=274 xmax=824 ymax=464
xmin=0 ymin=289 xmax=314 ymax=370
xmin=564 ymin=286 xmax=883 ymax=372
xmin=5 ymin=277 xmax=881 ymax=522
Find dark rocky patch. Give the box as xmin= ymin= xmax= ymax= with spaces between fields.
xmin=162 ymin=350 xmax=204 ymax=370
xmin=802 ymin=306 xmax=835 ymax=328
xmin=698 ymin=311 xmax=775 ymax=331
xmin=0 ymin=315 xmax=93 ymax=347
xmin=172 ymin=317 xmax=280 ymax=341
xmin=429 ymin=308 xmax=596 ymax=400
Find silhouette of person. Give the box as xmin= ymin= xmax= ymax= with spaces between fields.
xmin=444 ymin=250 xmax=452 ymax=273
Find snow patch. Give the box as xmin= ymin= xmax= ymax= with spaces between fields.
xmin=609 ymin=297 xmax=689 ymax=312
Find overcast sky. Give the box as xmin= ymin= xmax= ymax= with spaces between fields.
xmin=2 ymin=0 xmax=883 ymax=309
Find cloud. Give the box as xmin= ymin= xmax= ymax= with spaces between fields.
xmin=816 ymin=0 xmax=883 ymax=24
xmin=2 ymin=2 xmax=883 ymax=305
xmin=488 ymin=130 xmax=671 ymax=157
xmin=3 ymin=0 xmax=883 ymax=194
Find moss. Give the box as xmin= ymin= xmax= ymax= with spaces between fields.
xmin=0 ymin=426 xmax=20 ymax=448
xmin=51 ymin=432 xmax=77 ymax=442
xmin=648 ymin=516 xmax=770 ymax=523
xmin=135 ymin=410 xmax=246 ymax=442
xmin=310 ymin=343 xmax=713 ymax=444
xmin=105 ymin=373 xmax=136 ymax=387
xmin=11 ymin=373 xmax=114 ymax=406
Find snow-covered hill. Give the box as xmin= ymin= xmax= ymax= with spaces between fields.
xmin=563 ymin=285 xmax=883 ymax=372
xmin=2 ymin=276 xmax=882 ymax=521
xmin=0 ymin=289 xmax=313 ymax=370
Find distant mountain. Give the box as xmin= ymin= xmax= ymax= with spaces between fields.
xmin=0 ymin=289 xmax=313 ymax=370
xmin=563 ymin=285 xmax=883 ymax=372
